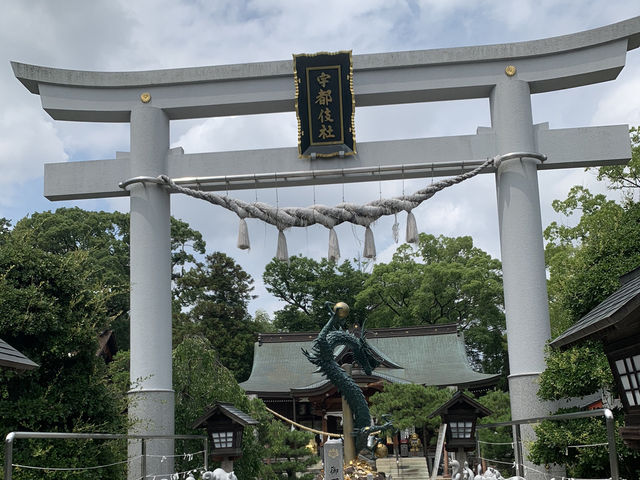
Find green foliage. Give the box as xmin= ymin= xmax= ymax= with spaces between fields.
xmin=357 ymin=234 xmax=506 ymax=376
xmin=529 ymin=408 xmax=640 ymax=479
xmin=8 ymin=208 xmax=206 ymax=351
xmin=264 ymin=256 xmax=369 ymax=332
xmin=538 ymin=342 xmax=614 ymax=401
xmin=369 ymin=384 xmax=452 ymax=444
xmin=534 ymin=128 xmax=640 ymax=478
xmin=171 ymin=336 xmax=268 ymax=478
xmin=544 ymin=187 xmax=640 ymax=335
xmin=0 ymin=223 xmax=127 ymax=478
xmin=476 ymin=390 xmax=513 ymax=470
xmin=173 ymin=252 xmax=259 ymax=381
xmin=263 ymin=422 xmax=318 ymax=480
xmin=595 ymin=125 xmax=640 ymax=192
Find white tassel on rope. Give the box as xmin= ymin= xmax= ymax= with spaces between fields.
xmin=276 ymin=228 xmax=289 ymax=262
xmin=237 ymin=217 xmax=250 ymax=250
xmin=406 ymin=210 xmax=418 ymax=243
xmin=328 ymin=227 xmax=340 ymax=262
xmin=363 ymin=225 xmax=376 ymax=259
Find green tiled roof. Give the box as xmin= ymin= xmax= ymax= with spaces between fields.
xmin=239 ymin=324 xmax=498 ymax=394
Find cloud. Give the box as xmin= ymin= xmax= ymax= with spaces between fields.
xmin=3 ymin=1 xmax=640 ymax=317
xmin=592 ymin=58 xmax=640 ymax=126
xmin=0 ymin=106 xmax=67 ymax=206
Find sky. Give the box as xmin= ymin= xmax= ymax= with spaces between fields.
xmin=2 ymin=1 xmax=640 ymax=317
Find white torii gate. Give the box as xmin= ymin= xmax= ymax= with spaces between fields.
xmin=13 ymin=16 xmax=640 ymax=480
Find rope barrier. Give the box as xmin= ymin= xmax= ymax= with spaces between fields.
xmin=12 ymin=448 xmax=206 ymax=474
xmin=12 ymin=455 xmax=141 ymax=471
xmin=477 ymin=440 xmax=515 ymax=446
xmin=146 ymin=450 xmax=206 ymax=459
xmin=265 ymin=406 xmax=343 ymax=438
xmin=568 ymin=442 xmax=609 ymax=448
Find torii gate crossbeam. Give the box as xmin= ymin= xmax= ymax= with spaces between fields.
xmin=13 ymin=16 xmax=640 ymax=480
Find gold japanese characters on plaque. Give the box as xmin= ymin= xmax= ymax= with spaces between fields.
xmin=293 ymin=51 xmax=356 ymax=158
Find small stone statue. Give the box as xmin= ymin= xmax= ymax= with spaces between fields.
xmin=202 ymin=468 xmax=238 ymax=480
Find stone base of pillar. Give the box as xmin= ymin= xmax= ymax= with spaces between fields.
xmin=508 ymin=373 xmax=565 ymax=480
xmin=128 ymin=390 xmax=175 ymax=480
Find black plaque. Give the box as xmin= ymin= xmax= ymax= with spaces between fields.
xmin=294 ymin=51 xmax=355 ymax=158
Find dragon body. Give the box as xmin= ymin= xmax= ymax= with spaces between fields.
xmin=302 ymin=303 xmax=390 ymax=453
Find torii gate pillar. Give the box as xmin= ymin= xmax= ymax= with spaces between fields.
xmin=493 ymin=79 xmax=551 ymax=406
xmin=128 ymin=105 xmax=174 ymax=477
xmin=492 ymin=79 xmax=554 ymax=476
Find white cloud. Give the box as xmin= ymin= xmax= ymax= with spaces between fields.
xmin=0 ymin=107 xmax=67 ymax=206
xmin=593 ymin=60 xmax=640 ymax=126
xmin=2 ymin=1 xmax=640 ymax=316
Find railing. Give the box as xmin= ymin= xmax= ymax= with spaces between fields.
xmin=4 ymin=431 xmax=208 ymax=480
xmin=477 ymin=408 xmax=619 ymax=480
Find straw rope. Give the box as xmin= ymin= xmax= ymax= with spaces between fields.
xmin=265 ymin=406 xmax=343 ymax=438
xmin=157 ymin=157 xmax=494 ymax=230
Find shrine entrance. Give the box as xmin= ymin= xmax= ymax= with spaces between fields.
xmin=12 ymin=16 xmax=640 ymax=480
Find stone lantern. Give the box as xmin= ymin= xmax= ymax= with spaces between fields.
xmin=192 ymin=403 xmax=258 ymax=471
xmin=430 ymin=391 xmax=491 ymax=466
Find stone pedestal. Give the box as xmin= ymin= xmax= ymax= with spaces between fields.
xmin=323 ymin=439 xmax=344 ymax=480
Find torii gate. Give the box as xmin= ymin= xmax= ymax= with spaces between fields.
xmin=13 ymin=17 xmax=640 ymax=479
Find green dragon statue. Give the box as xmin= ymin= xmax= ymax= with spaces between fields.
xmin=302 ymin=302 xmax=392 ymax=454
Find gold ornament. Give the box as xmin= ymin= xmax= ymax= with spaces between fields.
xmin=334 ymin=301 xmax=350 ymax=318
xmin=140 ymin=92 xmax=152 ymax=103
xmin=374 ymin=443 xmax=388 ymax=458
xmin=505 ymin=65 xmax=517 ymax=77
xmin=305 ymin=438 xmax=317 ymax=454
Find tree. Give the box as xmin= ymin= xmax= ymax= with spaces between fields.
xmin=357 ymin=234 xmax=507 ymax=376
xmin=532 ymin=127 xmax=640 ymax=477
xmin=594 ymin=126 xmax=640 ymax=192
xmin=10 ymin=208 xmax=206 ymax=350
xmin=0 ymin=221 xmax=127 ymax=478
xmin=538 ymin=342 xmax=614 ymax=402
xmin=533 ymin=344 xmax=640 ymax=478
xmin=172 ymin=336 xmax=268 ymax=478
xmin=369 ymin=384 xmax=453 ymax=446
xmin=529 ymin=408 xmax=640 ymax=479
xmin=173 ymin=252 xmax=258 ymax=381
xmin=263 ymin=256 xmax=369 ymax=332
xmin=476 ymin=390 xmax=514 ymax=472
xmin=544 ymin=188 xmax=640 ymax=336
xmin=263 ymin=421 xmax=318 ymax=480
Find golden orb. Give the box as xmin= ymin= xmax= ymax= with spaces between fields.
xmin=374 ymin=443 xmax=388 ymax=458
xmin=333 ymin=301 xmax=350 ymax=318
xmin=505 ymin=65 xmax=517 ymax=77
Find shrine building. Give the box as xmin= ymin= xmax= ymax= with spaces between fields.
xmin=239 ymin=323 xmax=498 ymax=436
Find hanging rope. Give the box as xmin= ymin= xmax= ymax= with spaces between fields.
xmin=264 ymin=406 xmax=343 ymax=438
xmin=156 ymin=157 xmax=494 ymax=230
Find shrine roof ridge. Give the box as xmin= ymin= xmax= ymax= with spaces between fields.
xmin=12 ymin=16 xmax=640 ymax=94
xmin=257 ymin=323 xmax=459 ymax=344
